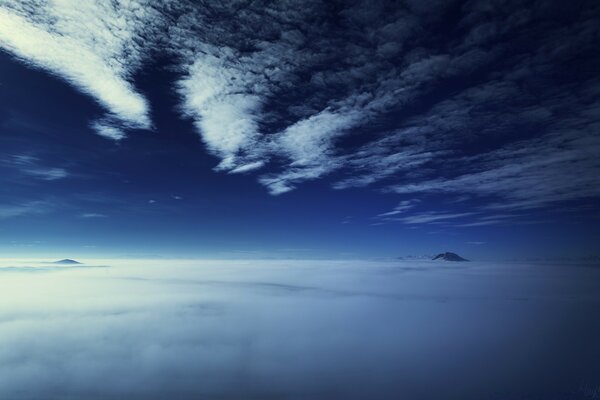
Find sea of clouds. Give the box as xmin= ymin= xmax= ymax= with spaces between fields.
xmin=0 ymin=259 xmax=599 ymax=399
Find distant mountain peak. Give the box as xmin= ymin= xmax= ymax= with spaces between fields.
xmin=432 ymin=252 xmax=469 ymax=262
xmin=53 ymin=259 xmax=82 ymax=265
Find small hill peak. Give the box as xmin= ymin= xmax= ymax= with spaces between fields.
xmin=432 ymin=252 xmax=469 ymax=262
xmin=53 ymin=259 xmax=82 ymax=265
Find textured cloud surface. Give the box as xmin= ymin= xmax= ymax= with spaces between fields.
xmin=0 ymin=259 xmax=599 ymax=399
xmin=0 ymin=1 xmax=159 ymax=137
xmin=0 ymin=0 xmax=599 ymax=207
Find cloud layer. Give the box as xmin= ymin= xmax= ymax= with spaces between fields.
xmin=1 ymin=259 xmax=599 ymax=399
xmin=1 ymin=0 xmax=599 ymax=210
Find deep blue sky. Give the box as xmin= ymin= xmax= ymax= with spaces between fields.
xmin=0 ymin=0 xmax=599 ymax=259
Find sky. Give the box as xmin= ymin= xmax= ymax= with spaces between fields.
xmin=0 ymin=0 xmax=599 ymax=259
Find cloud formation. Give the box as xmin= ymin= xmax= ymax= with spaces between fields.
xmin=80 ymin=213 xmax=107 ymax=219
xmin=1 ymin=259 xmax=599 ymax=399
xmin=4 ymin=154 xmax=68 ymax=181
xmin=1 ymin=0 xmax=599 ymax=211
xmin=166 ymin=0 xmax=600 ymax=206
xmin=376 ymin=199 xmax=421 ymax=218
xmin=0 ymin=200 xmax=53 ymax=219
xmin=0 ymin=1 xmax=159 ymax=137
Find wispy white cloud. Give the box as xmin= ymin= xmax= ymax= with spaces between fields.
xmin=4 ymin=154 xmax=68 ymax=181
xmin=456 ymin=220 xmax=505 ymax=227
xmin=0 ymin=200 xmax=52 ymax=219
xmin=80 ymin=213 xmax=107 ymax=219
xmin=90 ymin=121 xmax=126 ymax=141
xmin=0 ymin=1 xmax=161 ymax=138
xmin=177 ymin=54 xmax=264 ymax=170
xmin=398 ymin=212 xmax=476 ymax=225
xmin=389 ymin=129 xmax=600 ymax=210
xmin=376 ymin=199 xmax=421 ymax=218
xmin=229 ymin=161 xmax=265 ymax=174
xmin=25 ymin=168 xmax=68 ymax=181
xmin=256 ymin=111 xmax=363 ymax=194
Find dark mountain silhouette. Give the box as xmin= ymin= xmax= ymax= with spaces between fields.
xmin=53 ymin=259 xmax=82 ymax=265
xmin=432 ymin=252 xmax=469 ymax=262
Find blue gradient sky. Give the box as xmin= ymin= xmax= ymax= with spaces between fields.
xmin=1 ymin=1 xmax=599 ymax=260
